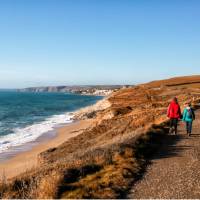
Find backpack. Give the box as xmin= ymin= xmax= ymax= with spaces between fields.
xmin=186 ymin=108 xmax=193 ymax=119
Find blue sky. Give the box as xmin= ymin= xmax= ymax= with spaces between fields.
xmin=0 ymin=0 xmax=200 ymax=88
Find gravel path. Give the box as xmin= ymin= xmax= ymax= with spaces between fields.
xmin=128 ymin=110 xmax=200 ymax=199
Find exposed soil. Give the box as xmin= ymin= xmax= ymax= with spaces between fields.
xmin=128 ymin=110 xmax=200 ymax=199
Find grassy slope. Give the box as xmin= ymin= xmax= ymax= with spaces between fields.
xmin=1 ymin=75 xmax=200 ymax=199
xmin=142 ymin=75 xmax=200 ymax=88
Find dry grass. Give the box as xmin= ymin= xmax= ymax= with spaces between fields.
xmin=34 ymin=171 xmax=62 ymax=199
xmin=141 ymin=75 xmax=200 ymax=88
xmin=0 ymin=124 xmax=166 ymax=199
xmin=58 ymin=125 xmax=167 ymax=199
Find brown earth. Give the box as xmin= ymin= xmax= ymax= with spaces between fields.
xmin=0 ymin=75 xmax=200 ymax=199
xmin=128 ymin=110 xmax=200 ymax=199
xmin=142 ymin=75 xmax=200 ymax=88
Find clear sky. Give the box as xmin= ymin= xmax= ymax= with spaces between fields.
xmin=0 ymin=0 xmax=200 ymax=88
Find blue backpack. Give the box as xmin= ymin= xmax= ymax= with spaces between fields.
xmin=186 ymin=108 xmax=193 ymax=119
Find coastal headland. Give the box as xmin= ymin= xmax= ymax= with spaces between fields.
xmin=18 ymin=85 xmax=130 ymax=96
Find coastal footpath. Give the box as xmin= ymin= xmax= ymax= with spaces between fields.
xmin=128 ymin=110 xmax=200 ymax=198
xmin=1 ymin=75 xmax=200 ymax=199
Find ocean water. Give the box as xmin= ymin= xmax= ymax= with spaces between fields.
xmin=0 ymin=90 xmax=102 ymax=154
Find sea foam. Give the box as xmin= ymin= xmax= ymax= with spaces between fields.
xmin=0 ymin=112 xmax=73 ymax=153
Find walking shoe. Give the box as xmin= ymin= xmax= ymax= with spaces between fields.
xmin=169 ymin=127 xmax=175 ymax=134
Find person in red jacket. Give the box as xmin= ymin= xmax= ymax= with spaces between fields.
xmin=167 ymin=97 xmax=182 ymax=134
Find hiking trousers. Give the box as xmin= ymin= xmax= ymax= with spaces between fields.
xmin=170 ymin=118 xmax=178 ymax=134
xmin=186 ymin=121 xmax=193 ymax=134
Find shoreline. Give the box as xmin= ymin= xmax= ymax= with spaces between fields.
xmin=0 ymin=97 xmax=110 ymax=180
xmin=0 ymin=94 xmax=103 ymax=155
xmin=0 ymin=119 xmax=93 ymax=180
xmin=0 ymin=122 xmax=69 ymax=163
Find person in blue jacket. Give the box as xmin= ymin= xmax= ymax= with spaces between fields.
xmin=182 ymin=102 xmax=195 ymax=136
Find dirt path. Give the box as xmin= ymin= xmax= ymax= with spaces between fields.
xmin=128 ymin=110 xmax=200 ymax=199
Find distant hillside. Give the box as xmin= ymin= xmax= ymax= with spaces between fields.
xmin=18 ymin=85 xmax=132 ymax=96
xmin=142 ymin=75 xmax=200 ymax=88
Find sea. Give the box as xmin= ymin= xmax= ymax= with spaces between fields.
xmin=0 ymin=90 xmax=102 ymax=155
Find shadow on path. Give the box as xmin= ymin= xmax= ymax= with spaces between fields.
xmin=152 ymin=134 xmax=192 ymax=160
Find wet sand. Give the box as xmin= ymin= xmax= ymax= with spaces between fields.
xmin=0 ymin=120 xmax=93 ymax=180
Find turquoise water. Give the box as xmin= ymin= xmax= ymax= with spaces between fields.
xmin=0 ymin=90 xmax=102 ymax=153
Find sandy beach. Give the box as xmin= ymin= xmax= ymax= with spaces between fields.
xmin=0 ymin=119 xmax=93 ymax=180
